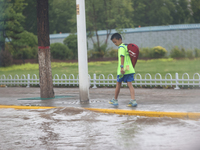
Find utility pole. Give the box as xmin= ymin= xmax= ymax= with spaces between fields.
xmin=37 ymin=0 xmax=54 ymax=98
xmin=76 ymin=0 xmax=89 ymax=102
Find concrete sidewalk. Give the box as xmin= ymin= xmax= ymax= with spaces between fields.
xmin=0 ymin=87 xmax=200 ymax=112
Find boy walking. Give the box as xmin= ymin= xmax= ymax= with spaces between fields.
xmin=109 ymin=33 xmax=137 ymax=107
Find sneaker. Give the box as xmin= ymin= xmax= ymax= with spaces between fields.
xmin=127 ymin=99 xmax=137 ymax=107
xmin=108 ymin=98 xmax=118 ymax=106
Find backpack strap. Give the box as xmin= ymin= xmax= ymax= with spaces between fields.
xmin=118 ymin=46 xmax=124 ymax=48
xmin=118 ymin=45 xmax=126 ymax=57
xmin=118 ymin=45 xmax=129 ymax=64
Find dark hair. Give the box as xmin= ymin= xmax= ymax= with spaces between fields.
xmin=110 ymin=33 xmax=122 ymax=40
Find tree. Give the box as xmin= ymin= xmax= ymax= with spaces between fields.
xmin=170 ymin=0 xmax=191 ymax=24
xmin=49 ymin=0 xmax=76 ymax=34
xmin=132 ymin=0 xmax=174 ymax=26
xmin=85 ymin=0 xmax=134 ymax=57
xmin=10 ymin=31 xmax=38 ymax=59
xmin=191 ymin=0 xmax=200 ymax=23
xmin=131 ymin=0 xmax=193 ymax=26
xmin=22 ymin=0 xmax=76 ymax=35
xmin=4 ymin=0 xmax=26 ymax=42
xmin=37 ymin=0 xmax=54 ymax=98
xmin=0 ymin=0 xmax=28 ymax=64
xmin=23 ymin=0 xmax=37 ymax=35
xmin=22 ymin=0 xmax=198 ymax=37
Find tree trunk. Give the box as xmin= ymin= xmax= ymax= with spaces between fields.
xmin=37 ymin=0 xmax=54 ymax=98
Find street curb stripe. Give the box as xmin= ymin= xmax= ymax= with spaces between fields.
xmin=0 ymin=105 xmax=56 ymax=109
xmin=0 ymin=105 xmax=200 ymax=120
xmin=85 ymin=108 xmax=200 ymax=120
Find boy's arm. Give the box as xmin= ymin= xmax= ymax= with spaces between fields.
xmin=121 ymin=56 xmax=125 ymax=74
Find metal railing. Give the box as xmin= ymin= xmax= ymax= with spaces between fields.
xmin=0 ymin=73 xmax=200 ymax=89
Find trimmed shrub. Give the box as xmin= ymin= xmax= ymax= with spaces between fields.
xmin=0 ymin=50 xmax=13 ymax=67
xmin=139 ymin=47 xmax=153 ymax=58
xmin=63 ymin=34 xmax=78 ymax=59
xmin=105 ymin=48 xmax=118 ymax=58
xmin=6 ymin=31 xmax=38 ymax=60
xmin=11 ymin=31 xmax=38 ymax=48
xmin=19 ymin=31 xmax=38 ymax=47
xmin=87 ymin=50 xmax=93 ymax=59
xmin=50 ymin=43 xmax=72 ymax=60
xmin=185 ymin=50 xmax=194 ymax=59
xmin=180 ymin=48 xmax=186 ymax=57
xmin=194 ymin=48 xmax=200 ymax=57
xmin=152 ymin=46 xmax=167 ymax=58
xmin=89 ymin=43 xmax=108 ymax=58
xmin=9 ymin=44 xmax=38 ymax=59
xmin=88 ymin=50 xmax=105 ymax=59
xmin=170 ymin=47 xmax=185 ymax=58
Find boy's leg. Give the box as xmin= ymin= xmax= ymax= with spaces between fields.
xmin=127 ymin=82 xmax=135 ymax=100
xmin=115 ymin=82 xmax=122 ymax=99
xmin=109 ymin=82 xmax=121 ymax=106
xmin=127 ymin=82 xmax=137 ymax=107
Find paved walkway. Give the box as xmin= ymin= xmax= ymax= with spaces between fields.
xmin=0 ymin=87 xmax=200 ymax=119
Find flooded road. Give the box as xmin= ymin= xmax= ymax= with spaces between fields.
xmin=0 ymin=108 xmax=200 ymax=150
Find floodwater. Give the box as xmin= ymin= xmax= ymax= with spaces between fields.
xmin=0 ymin=108 xmax=200 ymax=150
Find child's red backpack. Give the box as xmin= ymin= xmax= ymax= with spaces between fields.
xmin=126 ymin=43 xmax=139 ymax=68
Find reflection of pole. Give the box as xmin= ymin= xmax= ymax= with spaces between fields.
xmin=76 ymin=0 xmax=89 ymax=102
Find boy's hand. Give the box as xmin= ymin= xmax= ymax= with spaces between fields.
xmin=121 ymin=68 xmax=125 ymax=74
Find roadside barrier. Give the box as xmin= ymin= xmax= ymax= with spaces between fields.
xmin=0 ymin=73 xmax=200 ymax=89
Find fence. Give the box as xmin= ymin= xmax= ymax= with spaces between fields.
xmin=0 ymin=73 xmax=200 ymax=89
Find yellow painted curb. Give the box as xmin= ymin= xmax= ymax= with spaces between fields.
xmin=0 ymin=105 xmax=200 ymax=120
xmin=85 ymin=108 xmax=200 ymax=120
xmin=0 ymin=105 xmax=56 ymax=110
xmin=0 ymin=85 xmax=6 ymax=87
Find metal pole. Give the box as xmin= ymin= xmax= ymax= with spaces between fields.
xmin=76 ymin=0 xmax=89 ymax=102
xmin=26 ymin=74 xmax=30 ymax=88
xmin=174 ymin=73 xmax=180 ymax=90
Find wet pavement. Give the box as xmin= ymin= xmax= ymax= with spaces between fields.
xmin=0 ymin=87 xmax=200 ymax=150
xmin=0 ymin=87 xmax=200 ymax=112
xmin=0 ymin=107 xmax=200 ymax=150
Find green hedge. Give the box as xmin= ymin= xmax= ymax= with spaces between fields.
xmin=170 ymin=47 xmax=185 ymax=58
xmin=88 ymin=43 xmax=108 ymax=58
xmin=152 ymin=46 xmax=167 ymax=58
xmin=5 ymin=31 xmax=38 ymax=60
xmin=63 ymin=34 xmax=78 ymax=59
xmin=0 ymin=50 xmax=13 ymax=67
xmin=139 ymin=46 xmax=200 ymax=59
xmin=98 ymin=46 xmax=200 ymax=59
xmin=50 ymin=43 xmax=72 ymax=60
xmin=13 ymin=46 xmax=38 ymax=59
xmin=139 ymin=47 xmax=153 ymax=58
xmin=106 ymin=48 xmax=118 ymax=58
xmin=194 ymin=48 xmax=200 ymax=57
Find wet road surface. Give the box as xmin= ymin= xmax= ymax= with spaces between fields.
xmin=0 ymin=88 xmax=200 ymax=112
xmin=0 ymin=87 xmax=200 ymax=149
xmin=0 ymin=108 xmax=200 ymax=150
